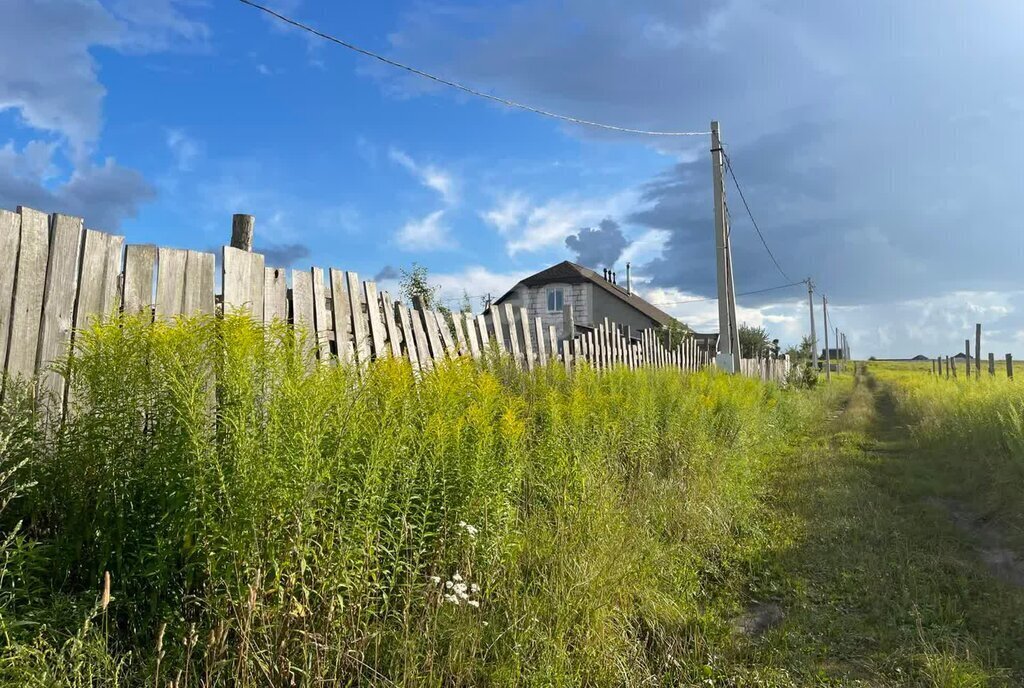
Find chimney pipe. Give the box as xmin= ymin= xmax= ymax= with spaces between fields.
xmin=603 ymin=268 xmax=608 ymax=280
xmin=626 ymin=262 xmax=631 ymax=295
xmin=612 ymin=271 xmax=616 ymax=284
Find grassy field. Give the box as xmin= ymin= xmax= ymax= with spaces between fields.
xmin=2 ymin=318 xmax=1022 ymax=686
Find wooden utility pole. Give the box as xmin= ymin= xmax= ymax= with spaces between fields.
xmin=823 ymin=295 xmax=831 ymax=382
xmin=806 ymin=279 xmax=818 ymax=370
xmin=710 ymin=121 xmax=739 ymax=372
xmin=965 ymin=339 xmax=971 ymax=377
xmin=231 ymin=214 xmax=255 ymax=251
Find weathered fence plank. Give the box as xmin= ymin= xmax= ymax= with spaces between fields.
xmin=0 ymin=211 xmax=21 ymax=370
xmin=411 ymin=307 xmax=433 ymax=370
xmin=264 ymin=267 xmax=288 ymax=323
xmin=476 ymin=313 xmax=491 ymax=350
xmin=465 ymin=312 xmax=481 ymax=359
xmin=520 ymin=307 xmax=535 ymax=371
xmin=37 ymin=214 xmax=84 ymax=402
xmin=381 ymin=292 xmax=403 ymax=358
xmin=534 ymin=317 xmax=547 ymax=366
xmin=223 ymin=246 xmax=264 ymax=317
xmin=122 ymin=244 xmax=156 ymax=317
xmin=291 ymin=269 xmax=315 ymax=354
xmin=312 ymin=267 xmax=331 ymax=360
xmin=183 ymin=250 xmax=215 ymax=316
xmin=74 ymin=230 xmax=123 ymax=330
xmin=155 ymin=247 xmax=187 ymax=320
xmin=363 ymin=281 xmax=388 ymax=359
xmin=396 ymin=302 xmax=420 ymax=371
xmin=504 ymin=304 xmax=522 ymax=365
xmin=346 ymin=272 xmax=370 ymax=365
xmin=329 ymin=269 xmax=354 ymax=365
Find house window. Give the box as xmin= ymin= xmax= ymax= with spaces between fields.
xmin=546 ymin=287 xmax=564 ymax=313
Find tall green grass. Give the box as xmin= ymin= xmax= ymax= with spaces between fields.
xmin=0 ymin=313 xmax=814 ymax=686
xmin=872 ymin=362 xmax=1024 ymax=545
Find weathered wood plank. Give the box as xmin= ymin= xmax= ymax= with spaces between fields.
xmin=380 ymin=292 xmax=403 ymax=358
xmin=476 ymin=313 xmax=491 ymax=350
xmin=346 ymin=272 xmax=370 ymax=365
xmin=0 ymin=210 xmax=21 ymax=372
xmin=548 ymin=325 xmax=558 ymax=365
xmin=122 ymin=244 xmax=156 ymax=317
xmin=291 ymin=269 xmax=315 ymax=354
xmin=223 ymin=246 xmax=254 ymax=315
xmin=451 ymin=311 xmax=469 ymax=356
xmin=503 ymin=304 xmax=522 ymax=364
xmin=75 ymin=230 xmax=123 ymax=329
xmin=311 ymin=267 xmax=330 ymax=360
xmin=422 ymin=310 xmax=446 ymax=360
xmin=435 ymin=310 xmax=457 ymax=355
xmin=464 ymin=312 xmax=481 ymax=359
xmin=411 ymin=307 xmax=433 ymax=370
xmin=37 ymin=214 xmax=84 ymax=403
xmin=155 ymin=247 xmax=187 ymax=320
xmin=519 ymin=307 xmax=535 ymax=371
xmin=264 ymin=267 xmax=288 ymax=323
xmin=488 ymin=308 xmax=505 ymax=352
xmin=395 ymin=302 xmax=419 ymax=371
xmin=534 ymin=317 xmax=547 ymax=366
xmin=183 ymin=250 xmax=215 ymax=316
xmin=329 ymin=269 xmax=354 ymax=365
xmin=6 ymin=207 xmax=49 ymax=382
xmin=363 ymin=281 xmax=388 ymax=359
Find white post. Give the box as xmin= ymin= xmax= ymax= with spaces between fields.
xmin=711 ymin=120 xmax=737 ymax=373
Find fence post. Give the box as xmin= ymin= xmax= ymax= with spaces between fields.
xmin=231 ymin=214 xmax=255 ymax=252
xmin=975 ymin=323 xmax=982 ymax=380
xmin=988 ymin=352 xmax=995 ymax=376
xmin=965 ymin=339 xmax=971 ymax=378
xmin=1007 ymin=353 xmax=1014 ymax=380
xmin=951 ymin=356 xmax=957 ymax=378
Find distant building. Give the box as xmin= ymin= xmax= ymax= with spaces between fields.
xmin=820 ymin=347 xmax=845 ymax=360
xmin=494 ymin=260 xmax=677 ymax=340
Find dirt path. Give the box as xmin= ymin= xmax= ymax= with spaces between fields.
xmin=734 ymin=367 xmax=1024 ymax=685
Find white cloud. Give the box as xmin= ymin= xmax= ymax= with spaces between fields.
xmin=498 ymin=189 xmax=639 ymax=256
xmin=395 ymin=209 xmax=456 ymax=251
xmin=389 ymin=147 xmax=457 ymax=205
xmin=165 ymin=129 xmax=201 ymax=171
xmin=480 ymin=192 xmax=529 ymax=235
xmin=620 ymin=229 xmax=670 ymax=266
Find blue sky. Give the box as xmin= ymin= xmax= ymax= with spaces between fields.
xmin=4 ymin=1 xmax=1024 ymax=357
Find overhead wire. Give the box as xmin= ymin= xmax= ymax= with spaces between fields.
xmin=237 ymin=0 xmax=710 ymax=137
xmin=722 ymin=149 xmax=791 ymax=282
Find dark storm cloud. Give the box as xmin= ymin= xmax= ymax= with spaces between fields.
xmin=0 ymin=149 xmax=155 ymax=230
xmin=256 ymin=241 xmax=312 ymax=267
xmin=374 ymin=265 xmax=400 ymax=281
xmin=564 ymin=218 xmax=628 ymax=268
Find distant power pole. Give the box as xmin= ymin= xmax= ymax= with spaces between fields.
xmin=807 ymin=279 xmax=818 ymax=370
xmin=710 ymin=120 xmax=740 ymax=372
xmin=823 ymin=295 xmax=831 ymax=382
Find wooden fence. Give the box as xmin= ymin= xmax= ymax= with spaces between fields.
xmin=0 ymin=206 xmax=787 ymax=414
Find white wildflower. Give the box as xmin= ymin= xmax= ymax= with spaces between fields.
xmin=429 ymin=576 xmax=441 ymax=585
xmin=470 ymin=583 xmax=480 ymax=593
xmin=467 ymin=600 xmax=480 ymax=608
xmin=452 ymin=572 xmax=463 ymax=582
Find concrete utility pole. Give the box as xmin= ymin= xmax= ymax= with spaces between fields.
xmin=823 ymin=295 xmax=831 ymax=382
xmin=835 ymin=326 xmax=841 ymax=372
xmin=711 ymin=120 xmax=740 ymax=372
xmin=231 ymin=214 xmax=255 ymax=251
xmin=807 ymin=279 xmax=818 ymax=370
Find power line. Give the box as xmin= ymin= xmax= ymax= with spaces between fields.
xmin=724 ymin=149 xmax=786 ymax=280
xmin=649 ymin=280 xmax=805 ymax=307
xmin=237 ymin=0 xmax=710 ymax=138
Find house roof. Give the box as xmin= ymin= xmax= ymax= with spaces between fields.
xmin=494 ymin=260 xmax=675 ymax=327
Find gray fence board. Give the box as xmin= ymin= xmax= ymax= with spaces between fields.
xmin=0 ymin=210 xmax=21 ymax=371
xmin=36 ymin=214 xmax=83 ymax=403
